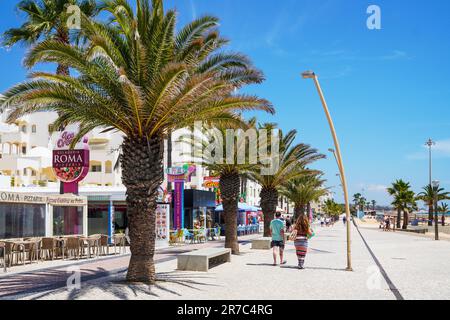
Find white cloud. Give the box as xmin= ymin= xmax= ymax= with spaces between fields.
xmin=366 ymin=184 xmax=388 ymax=192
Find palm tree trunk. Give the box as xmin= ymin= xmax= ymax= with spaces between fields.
xmin=402 ymin=210 xmax=408 ymax=230
xmin=428 ymin=204 xmax=433 ymax=226
xmin=442 ymin=214 xmax=445 ymax=227
xmin=294 ymin=204 xmax=305 ymax=221
xmin=219 ymin=171 xmax=240 ymax=255
xmin=56 ymin=27 xmax=70 ymax=76
xmin=396 ymin=209 xmax=401 ymax=229
xmin=121 ymin=136 xmax=164 ymax=283
xmin=260 ymin=187 xmax=278 ymax=237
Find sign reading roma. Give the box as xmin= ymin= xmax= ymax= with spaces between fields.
xmin=52 ymin=131 xmax=90 ymax=194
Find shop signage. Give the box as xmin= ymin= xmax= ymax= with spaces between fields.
xmin=52 ymin=131 xmax=90 ymax=194
xmin=0 ymin=191 xmax=87 ymax=206
xmin=156 ymin=204 xmax=170 ymax=241
xmin=202 ymin=176 xmax=220 ymax=188
xmin=166 ymin=165 xmax=196 ymax=230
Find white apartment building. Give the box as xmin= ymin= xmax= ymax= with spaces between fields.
xmin=0 ymin=105 xmax=211 ymax=193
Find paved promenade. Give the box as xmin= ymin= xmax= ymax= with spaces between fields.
xmin=2 ymin=221 xmax=450 ymax=300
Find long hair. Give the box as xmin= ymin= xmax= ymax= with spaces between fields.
xmin=294 ymin=214 xmax=310 ymax=233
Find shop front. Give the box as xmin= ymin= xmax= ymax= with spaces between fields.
xmin=0 ymin=191 xmax=88 ymax=239
xmin=178 ymin=189 xmax=216 ymax=230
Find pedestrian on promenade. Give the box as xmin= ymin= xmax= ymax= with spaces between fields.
xmin=291 ymin=215 xmax=313 ymax=269
xmin=343 ymin=216 xmax=347 ymax=225
xmin=269 ymin=212 xmax=286 ymax=266
xmin=384 ymin=217 xmax=390 ymax=231
xmin=320 ymin=216 xmax=325 ymax=227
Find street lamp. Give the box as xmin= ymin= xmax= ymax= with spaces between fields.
xmin=302 ymin=70 xmax=352 ymax=271
xmin=425 ymin=139 xmax=435 ymax=187
xmin=432 ymin=180 xmax=440 ymax=240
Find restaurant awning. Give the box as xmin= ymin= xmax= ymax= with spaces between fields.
xmin=215 ymin=203 xmax=261 ymax=212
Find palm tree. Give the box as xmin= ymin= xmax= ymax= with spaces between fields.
xmin=2 ymin=0 xmax=98 ymax=75
xmin=353 ymin=193 xmax=361 ymax=209
xmin=371 ymin=200 xmax=376 ymax=211
xmin=417 ymin=184 xmax=450 ymax=239
xmin=387 ymin=180 xmax=417 ymax=229
xmin=417 ymin=184 xmax=450 ymax=227
xmin=359 ymin=196 xmax=367 ymax=212
xmin=280 ymin=173 xmax=328 ymax=220
xmin=1 ymin=0 xmax=273 ymax=282
xmin=323 ymin=199 xmax=343 ymax=217
xmin=247 ymin=126 xmax=325 ymax=236
xmin=439 ymin=203 xmax=449 ymax=226
xmin=179 ymin=118 xmax=272 ymax=254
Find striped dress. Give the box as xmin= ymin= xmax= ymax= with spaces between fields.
xmin=294 ymin=231 xmax=309 ymax=268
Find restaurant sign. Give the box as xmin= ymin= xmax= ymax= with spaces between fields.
xmin=0 ymin=191 xmax=87 ymax=206
xmin=52 ymin=131 xmax=90 ymax=194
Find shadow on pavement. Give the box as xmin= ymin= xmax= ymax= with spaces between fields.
xmin=246 ymin=263 xmax=277 ymax=267
xmin=28 ymin=270 xmax=220 ymax=300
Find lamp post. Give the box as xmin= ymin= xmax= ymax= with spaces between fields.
xmin=302 ymin=71 xmax=352 ymax=271
xmin=425 ymin=139 xmax=435 ymax=187
xmin=432 ymin=180 xmax=440 ymax=240
xmin=425 ymin=139 xmax=435 ymax=226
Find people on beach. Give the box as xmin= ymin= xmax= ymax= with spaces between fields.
xmin=269 ymin=212 xmax=286 ymax=266
xmin=292 ymin=215 xmax=312 ymax=269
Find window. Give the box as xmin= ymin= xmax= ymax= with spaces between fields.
xmin=31 ymin=170 xmax=37 ymax=177
xmin=0 ymin=203 xmax=46 ymax=239
xmin=21 ymin=125 xmax=27 ymax=133
xmin=105 ymin=161 xmax=112 ymax=174
xmin=53 ymin=206 xmax=83 ymax=236
xmin=91 ymin=164 xmax=102 ymax=172
xmin=31 ymin=125 xmax=37 ymax=133
xmin=23 ymin=168 xmax=27 ymax=176
xmin=22 ymin=146 xmax=27 ymax=155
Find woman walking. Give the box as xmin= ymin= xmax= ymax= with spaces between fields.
xmin=292 ymin=215 xmax=313 ymax=269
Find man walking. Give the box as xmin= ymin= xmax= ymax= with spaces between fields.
xmin=270 ymin=212 xmax=287 ymax=266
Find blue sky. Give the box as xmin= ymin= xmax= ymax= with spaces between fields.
xmin=1 ymin=0 xmax=450 ymax=206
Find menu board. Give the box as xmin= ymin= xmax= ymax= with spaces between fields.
xmin=156 ymin=204 xmax=170 ymax=241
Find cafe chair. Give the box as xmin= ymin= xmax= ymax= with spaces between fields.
xmin=41 ymin=237 xmax=58 ymax=261
xmin=0 ymin=242 xmax=6 ymax=272
xmin=113 ymin=234 xmax=126 ymax=254
xmin=65 ymin=237 xmax=82 ymax=260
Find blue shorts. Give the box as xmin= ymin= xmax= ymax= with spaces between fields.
xmin=271 ymin=240 xmax=285 ymax=249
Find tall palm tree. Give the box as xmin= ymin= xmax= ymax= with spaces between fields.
xmin=371 ymin=200 xmax=376 ymax=211
xmin=417 ymin=184 xmax=450 ymax=239
xmin=439 ymin=203 xmax=449 ymax=227
xmin=353 ymin=193 xmax=361 ymax=208
xmin=279 ymin=173 xmax=328 ymax=220
xmin=323 ymin=199 xmax=343 ymax=217
xmin=417 ymin=184 xmax=449 ymax=227
xmin=179 ymin=118 xmax=274 ymax=254
xmin=2 ymin=0 xmax=98 ymax=75
xmin=1 ymin=0 xmax=273 ymax=282
xmin=247 ymin=126 xmax=324 ymax=236
xmin=359 ymin=196 xmax=367 ymax=212
xmin=387 ymin=180 xmax=417 ymax=229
